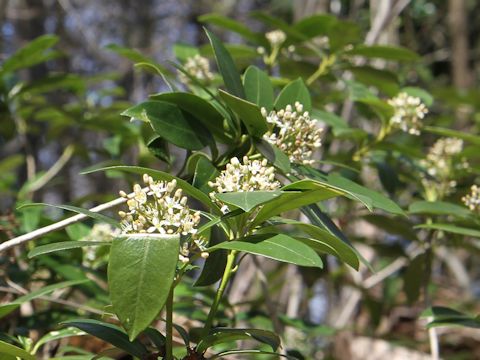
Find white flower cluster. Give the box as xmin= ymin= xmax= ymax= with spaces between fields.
xmin=265 ymin=29 xmax=286 ymax=47
xmin=420 ymin=137 xmax=468 ymax=197
xmin=262 ymin=102 xmax=323 ymax=165
xmin=388 ymin=92 xmax=428 ymax=135
xmin=463 ymin=185 xmax=480 ymax=212
xmin=208 ymin=157 xmax=280 ymax=213
xmin=179 ymin=54 xmax=214 ymax=85
xmin=118 ymin=175 xmax=200 ymax=236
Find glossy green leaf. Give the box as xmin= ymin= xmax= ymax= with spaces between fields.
xmin=210 ymin=349 xmax=294 ymax=359
xmin=254 ymin=139 xmax=291 ymax=173
xmin=348 ymin=66 xmax=399 ymax=96
xmin=28 ymin=241 xmax=110 ymax=259
xmin=0 ymin=280 xmax=89 ymax=320
xmin=62 ymin=319 xmax=148 ymax=358
xmin=252 ymin=182 xmax=343 ymax=226
xmin=274 ymin=78 xmax=311 ymax=112
xmin=122 ymin=101 xmax=212 ymax=150
xmin=243 ymin=66 xmax=274 ymax=110
xmin=105 ymin=44 xmax=161 ymax=68
xmin=82 ymin=165 xmax=217 ymax=211
xmin=197 ymin=328 xmax=280 ymax=353
xmin=146 ymin=136 xmax=171 ymax=164
xmin=408 ymin=201 xmax=471 ymax=218
xmin=199 ymin=14 xmax=263 ymax=44
xmin=345 ymin=45 xmax=420 ymax=61
xmin=1 ymin=35 xmax=59 ymax=74
xmin=415 ymin=223 xmax=480 ymax=238
xmin=209 ymin=234 xmax=323 ymax=268
xmin=215 ymin=190 xmax=282 ymax=212
xmin=362 ymin=214 xmax=417 ymax=240
xmin=108 ymin=234 xmax=180 ymax=340
xmin=423 ymin=307 xmax=480 ymax=329
xmin=205 ymin=28 xmax=245 ymax=98
xmin=17 ymin=203 xmax=119 ymax=228
xmin=32 ymin=328 xmax=87 ymax=354
xmin=260 ymin=219 xmax=359 ymax=270
xmin=219 ymin=89 xmax=268 ymax=137
xmin=195 ymin=226 xmax=228 ymax=287
xmin=149 ymin=92 xmax=230 ymax=142
xmin=326 ymin=174 xmax=404 ymax=215
xmin=0 ymin=341 xmax=35 ymax=360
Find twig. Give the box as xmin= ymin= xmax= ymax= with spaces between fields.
xmin=0 ymin=196 xmax=127 ymax=253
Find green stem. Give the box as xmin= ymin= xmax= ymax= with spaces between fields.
xmin=203 ymin=250 xmax=237 ymax=334
xmin=165 ymin=288 xmax=174 ymax=360
xmin=306 ymin=54 xmax=336 ymax=86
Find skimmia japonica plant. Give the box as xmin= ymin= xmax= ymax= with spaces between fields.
xmin=4 ymin=12 xmax=480 ymax=360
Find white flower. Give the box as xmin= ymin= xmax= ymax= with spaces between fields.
xmin=266 ymin=30 xmax=286 ymax=47
xmin=388 ymin=92 xmax=428 ymax=135
xmin=179 ymin=54 xmax=214 ymax=85
xmin=262 ymin=102 xmax=323 ymax=165
xmin=208 ymin=156 xmax=280 ymax=196
xmin=463 ymin=185 xmax=480 ymax=212
xmin=118 ymin=176 xmax=200 ymax=237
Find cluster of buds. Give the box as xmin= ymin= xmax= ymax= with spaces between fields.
xmin=388 ymin=92 xmax=428 ymax=135
xmin=208 ymin=157 xmax=280 ymax=212
xmin=179 ymin=54 xmax=214 ymax=85
xmin=262 ymin=102 xmax=323 ymax=165
xmin=463 ymin=185 xmax=480 ymax=212
xmin=420 ymin=137 xmax=468 ymax=198
xmin=266 ymin=30 xmax=286 ymax=47
xmin=118 ymin=175 xmax=200 ymax=236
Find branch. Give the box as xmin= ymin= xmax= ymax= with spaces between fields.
xmin=0 ymin=196 xmax=127 ymax=253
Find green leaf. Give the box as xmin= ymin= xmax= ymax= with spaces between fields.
xmin=210 ymin=349 xmax=294 ymax=359
xmin=105 ymin=44 xmax=161 ymax=68
xmin=408 ymin=201 xmax=471 ymax=218
xmin=293 ymin=14 xmax=337 ymax=39
xmin=81 ymin=165 xmax=217 ymax=211
xmin=252 ymin=182 xmax=343 ymax=226
xmin=274 ymin=78 xmax=311 ymax=112
xmin=28 ymin=241 xmax=110 ymax=259
xmin=17 ymin=203 xmax=119 ymax=227
xmin=219 ymin=89 xmax=268 ymax=137
xmin=209 ymin=234 xmax=323 ymax=268
xmin=348 ymin=66 xmax=399 ymax=96
xmin=0 ymin=341 xmax=35 ymax=360
xmin=0 ymin=280 xmax=89 ymax=320
xmin=260 ymin=219 xmax=359 ymax=270
xmin=122 ymin=101 xmax=212 ymax=150
xmin=243 ymin=66 xmax=274 ymax=110
xmin=32 ymin=328 xmax=87 ymax=354
xmin=108 ymin=234 xmax=180 ymax=340
xmin=204 ymin=28 xmax=245 ymax=98
xmin=403 ymin=252 xmax=427 ymax=304
xmin=1 ymin=35 xmax=60 ymax=74
xmin=62 ymin=319 xmax=148 ymax=358
xmin=215 ymin=191 xmax=283 ymax=212
xmin=196 ymin=328 xmax=280 ymax=353
xmin=423 ymin=126 xmax=480 ymax=146
xmin=345 ymin=45 xmax=420 ymax=61
xmin=362 ymin=214 xmax=417 ymax=240
xmin=423 ymin=307 xmax=480 ymax=329
xmin=195 ymin=226 xmax=228 ymax=287
xmin=199 ymin=14 xmax=263 ymax=44
xmin=312 ymin=109 xmax=348 ymax=130
xmin=192 ymin=156 xmax=220 ymax=194
xmin=414 ymin=223 xmax=480 ymax=238
xmin=147 ymin=136 xmax=171 ymax=164
xmin=326 ymin=174 xmax=404 ymax=215
xmin=149 ymin=92 xmax=230 ymax=143
xmin=254 ymin=139 xmax=291 ymax=174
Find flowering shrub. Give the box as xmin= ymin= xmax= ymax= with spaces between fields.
xmin=2 ymin=10 xmax=480 ymax=360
